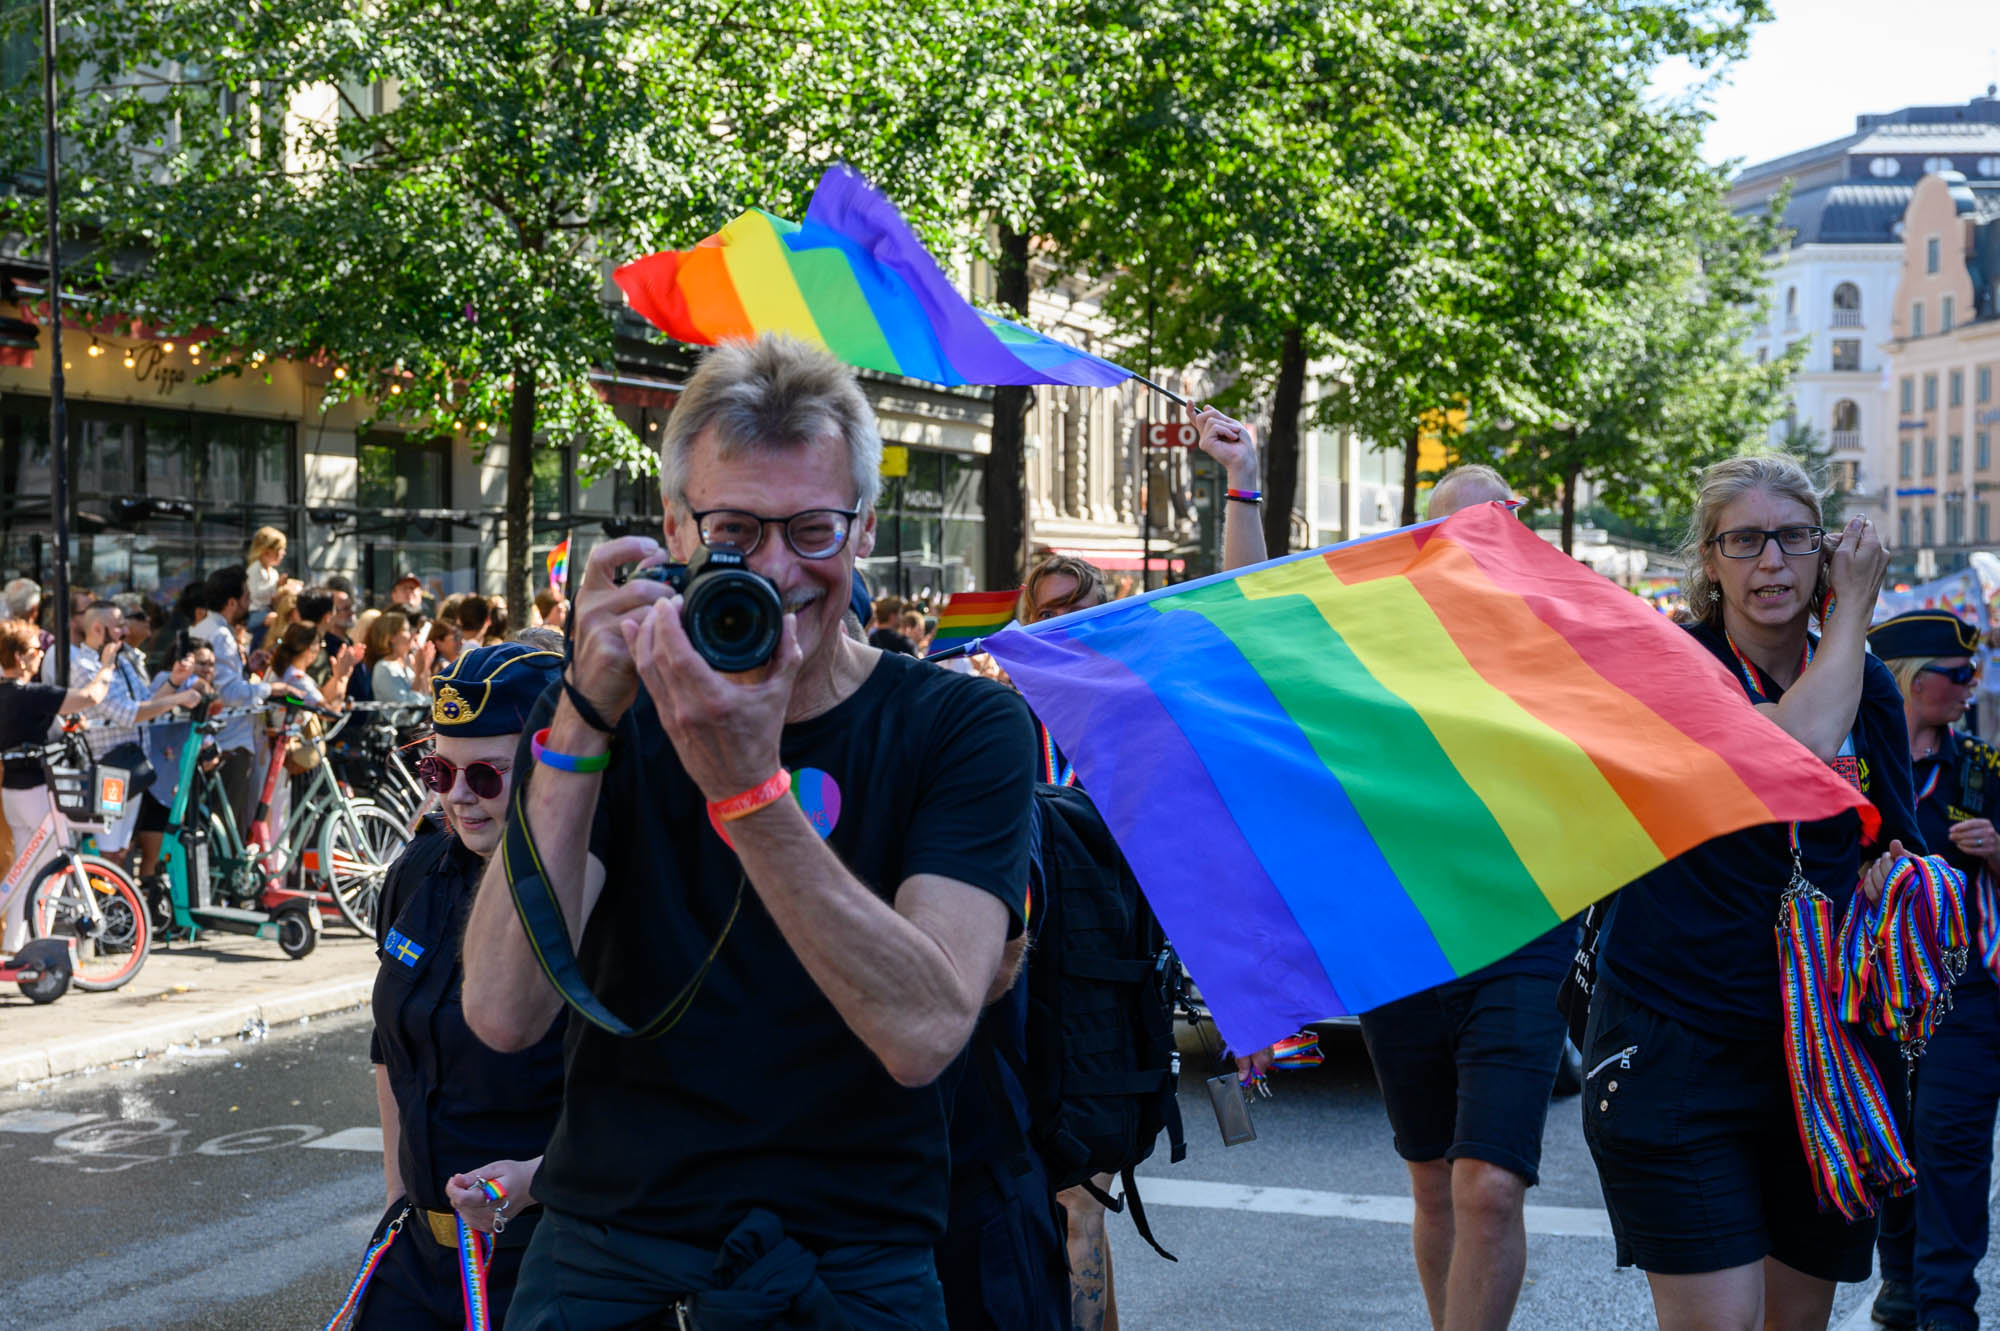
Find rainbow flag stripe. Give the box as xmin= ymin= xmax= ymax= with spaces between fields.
xmin=928 ymin=588 xmax=1019 ymax=655
xmin=614 ymin=166 xmax=1135 ymax=390
xmin=546 ymin=538 xmax=570 ymax=593
xmin=982 ymin=503 xmax=1878 ymax=1052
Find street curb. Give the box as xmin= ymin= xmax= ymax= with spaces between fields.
xmin=0 ymin=976 xmax=374 ymax=1088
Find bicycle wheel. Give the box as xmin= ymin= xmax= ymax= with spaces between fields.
xmin=320 ymin=803 xmax=409 ymax=937
xmin=26 ymin=855 xmax=152 ymax=992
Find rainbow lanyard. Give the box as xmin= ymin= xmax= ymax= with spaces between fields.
xmin=1039 ymin=721 xmax=1076 ymax=788
xmin=1723 ymin=631 xmax=1810 ymax=706
xmin=322 ymin=1201 xmax=495 ymax=1331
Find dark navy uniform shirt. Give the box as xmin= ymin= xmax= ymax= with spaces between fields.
xmin=370 ymin=822 xmax=567 ymax=1213
xmin=1913 ymin=728 xmax=2000 ymax=990
xmin=1600 ymin=622 xmax=1925 ymax=1034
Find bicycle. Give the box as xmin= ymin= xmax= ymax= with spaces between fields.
xmin=0 ymin=727 xmax=151 ymax=992
xmin=328 ymin=702 xmax=430 ymax=830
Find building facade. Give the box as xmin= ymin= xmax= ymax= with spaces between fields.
xmin=1729 ymin=89 xmax=2000 ymax=517
xmin=1883 ymin=171 xmax=2000 ymax=576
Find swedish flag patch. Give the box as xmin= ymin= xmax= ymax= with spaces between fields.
xmin=385 ymin=929 xmax=425 ymax=967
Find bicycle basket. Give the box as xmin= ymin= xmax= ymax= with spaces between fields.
xmin=44 ymin=738 xmax=116 ymax=821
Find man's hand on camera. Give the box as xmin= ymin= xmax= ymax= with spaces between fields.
xmin=566 ymin=536 xmax=674 ymax=731
xmin=622 ymin=594 xmax=806 ymax=803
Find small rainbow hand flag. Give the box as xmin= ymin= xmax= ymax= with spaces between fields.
xmin=613 ymin=166 xmax=1136 ymax=391
xmin=546 ymin=538 xmax=570 ymax=593
xmin=927 ymin=589 xmax=1019 ymax=656
xmin=983 ymin=502 xmax=1879 ymax=1053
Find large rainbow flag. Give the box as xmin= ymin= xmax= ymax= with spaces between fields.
xmin=981 ymin=502 xmax=1879 ymax=1052
xmin=613 ymin=166 xmax=1135 ymax=390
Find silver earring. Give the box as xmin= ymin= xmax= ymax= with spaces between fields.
xmin=1708 ymin=589 xmax=1720 ymax=603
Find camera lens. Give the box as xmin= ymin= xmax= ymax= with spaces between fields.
xmin=682 ymin=568 xmax=782 ymax=673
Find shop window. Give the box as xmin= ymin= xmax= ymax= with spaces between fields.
xmin=359 ymin=433 xmax=448 ymax=510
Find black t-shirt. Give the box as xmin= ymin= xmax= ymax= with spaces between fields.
xmin=371 ymin=822 xmax=567 ymax=1213
xmin=868 ymin=627 xmax=917 ymax=657
xmin=523 ymin=649 xmax=1035 ymax=1250
xmin=1913 ymin=729 xmax=2000 ymax=990
xmin=0 ymin=680 xmax=65 ymax=790
xmin=1600 ymin=622 xmax=1924 ymax=1034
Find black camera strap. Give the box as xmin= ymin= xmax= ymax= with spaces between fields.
xmin=499 ymin=747 xmax=744 ymax=1039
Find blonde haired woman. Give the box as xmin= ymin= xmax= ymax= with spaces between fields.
xmin=1584 ymin=455 xmax=1922 ymax=1331
xmin=365 ymin=611 xmax=433 ymax=705
xmin=245 ymin=526 xmax=288 ymax=639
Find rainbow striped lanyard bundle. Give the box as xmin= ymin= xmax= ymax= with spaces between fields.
xmin=1039 ymin=721 xmax=1076 ymax=788
xmin=321 ymin=1198 xmax=497 ymax=1331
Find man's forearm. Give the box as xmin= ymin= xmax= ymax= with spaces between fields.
xmin=728 ymin=798 xmax=1002 ymax=1087
xmin=461 ymin=701 xmax=602 ymax=1051
xmin=1222 ymin=460 xmax=1267 ymax=572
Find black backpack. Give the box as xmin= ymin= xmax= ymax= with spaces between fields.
xmin=1017 ymin=783 xmax=1187 ymax=1260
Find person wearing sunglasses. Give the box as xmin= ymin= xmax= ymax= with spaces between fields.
xmin=351 ymin=641 xmax=567 ymax=1331
xmin=1581 ymin=455 xmax=1925 ymax=1331
xmin=1864 ymin=609 xmax=2000 ymax=1331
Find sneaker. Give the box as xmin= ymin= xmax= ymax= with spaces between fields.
xmin=1871 ymin=1280 xmax=1915 ymax=1329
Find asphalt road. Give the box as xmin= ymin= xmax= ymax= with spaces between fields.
xmin=4 ymin=1014 xmax=1997 ymax=1330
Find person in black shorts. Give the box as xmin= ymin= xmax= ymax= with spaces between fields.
xmin=1353 ymin=465 xmax=1577 ymax=1331
xmin=1867 ymin=609 xmax=2000 ymax=1331
xmin=1586 ymin=454 xmax=1920 ymax=1331
xmin=461 ymin=335 xmax=1037 ymax=1330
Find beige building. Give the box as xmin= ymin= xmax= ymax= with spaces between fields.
xmin=1883 ymin=172 xmax=2000 ymax=575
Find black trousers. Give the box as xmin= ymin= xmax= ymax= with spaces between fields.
xmin=1913 ymin=981 xmax=2000 ymax=1331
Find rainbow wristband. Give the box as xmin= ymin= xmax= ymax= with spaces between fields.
xmin=531 ymin=727 xmax=611 ymax=774
xmin=709 ymin=769 xmax=791 ymax=823
xmin=1226 ymin=488 xmax=1263 ymax=503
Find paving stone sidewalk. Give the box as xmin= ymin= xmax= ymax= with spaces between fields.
xmin=0 ymin=921 xmax=378 ymax=1087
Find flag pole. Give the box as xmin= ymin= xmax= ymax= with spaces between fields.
xmin=1132 ymin=373 xmax=1190 ymax=410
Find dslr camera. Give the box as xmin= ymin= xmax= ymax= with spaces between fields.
xmin=632 ymin=548 xmax=784 ymax=673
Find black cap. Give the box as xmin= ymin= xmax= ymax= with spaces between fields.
xmin=430 ymin=643 xmax=563 ymax=737
xmin=1867 ymin=609 xmax=1981 ymax=661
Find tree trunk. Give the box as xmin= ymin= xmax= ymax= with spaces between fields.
xmin=504 ymin=370 xmax=537 ymax=615
xmin=982 ymin=224 xmax=1032 ymax=590
xmin=1263 ymin=324 xmax=1307 ymax=558
xmin=1560 ymin=461 xmax=1579 ymax=556
xmin=1400 ymin=421 xmax=1421 ymax=527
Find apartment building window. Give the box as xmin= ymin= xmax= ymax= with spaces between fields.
xmin=1923 ymin=506 xmax=1936 ymax=546
xmin=1924 ymin=437 xmax=1937 ymax=476
xmin=1952 ymin=370 xmax=1965 ymax=406
xmin=1914 ymin=303 xmax=1927 ymax=338
xmin=1980 ymin=367 xmax=1993 ymax=404
xmin=1902 ymin=376 xmax=1915 ymax=413
xmin=1949 ymin=502 xmax=1965 ymax=545
xmin=1982 ymin=432 xmax=1994 ymax=470
xmin=1951 ymin=435 xmax=1964 ymax=472
xmin=1928 ymin=237 xmax=1941 ymax=273
xmin=1900 ymin=509 xmax=1913 ymax=547
xmin=1926 ymin=374 xmax=1939 ymax=410
xmin=1832 ymin=282 xmax=1862 ymax=327
xmin=1832 ymin=339 xmax=1862 ymax=372
xmin=1943 ymin=296 xmax=1956 ymax=332
xmin=1983 ymin=502 xmax=1992 ymax=544
xmin=1900 ymin=439 xmax=1913 ymax=479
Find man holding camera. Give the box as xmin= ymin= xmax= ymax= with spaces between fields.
xmin=462 ymin=335 xmax=1036 ymax=1331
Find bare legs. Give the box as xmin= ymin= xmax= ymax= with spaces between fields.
xmin=1406 ymin=1157 xmax=1531 ymax=1331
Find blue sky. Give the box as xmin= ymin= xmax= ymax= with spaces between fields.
xmin=1654 ymin=0 xmax=1999 ymax=171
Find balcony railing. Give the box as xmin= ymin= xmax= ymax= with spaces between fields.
xmin=1831 ymin=309 xmax=1863 ymax=328
xmin=1830 ymin=430 xmax=1861 ymax=450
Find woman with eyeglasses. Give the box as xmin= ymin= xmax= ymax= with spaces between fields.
xmin=1862 ymin=609 xmax=2000 ymax=1331
xmin=1583 ymin=454 xmax=1926 ymax=1331
xmin=351 ymin=642 xmax=566 ymax=1330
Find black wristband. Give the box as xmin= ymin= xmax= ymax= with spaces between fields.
xmin=561 ymin=674 xmax=616 ymax=734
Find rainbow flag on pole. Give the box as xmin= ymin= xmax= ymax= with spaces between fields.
xmin=546 ymin=538 xmax=570 ymax=593
xmin=982 ymin=503 xmax=1878 ymax=1052
xmin=613 ymin=166 xmax=1135 ymax=390
xmin=927 ymin=589 xmax=1019 ymax=656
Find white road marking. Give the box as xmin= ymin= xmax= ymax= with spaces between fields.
xmin=302 ymin=1125 xmax=383 ymax=1152
xmin=0 ymin=1109 xmax=102 ymax=1134
xmin=1825 ymin=1122 xmax=2000 ymax=1331
xmin=1132 ymin=1177 xmax=1614 ymax=1238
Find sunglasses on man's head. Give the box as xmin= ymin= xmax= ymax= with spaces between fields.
xmin=1921 ymin=663 xmax=1981 ymax=686
xmin=416 ymin=754 xmax=508 ymax=799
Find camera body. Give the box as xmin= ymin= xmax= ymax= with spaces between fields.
xmin=634 ymin=547 xmax=784 ymax=673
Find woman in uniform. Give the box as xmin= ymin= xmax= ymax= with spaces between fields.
xmin=349 ymin=642 xmax=567 ymax=1330
xmin=1583 ymin=455 xmax=1922 ymax=1331
xmin=1867 ymin=609 xmax=2000 ymax=1331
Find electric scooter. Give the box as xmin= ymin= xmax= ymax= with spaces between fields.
xmin=0 ymin=939 xmax=72 ymax=1003
xmin=144 ymin=699 xmax=319 ymax=959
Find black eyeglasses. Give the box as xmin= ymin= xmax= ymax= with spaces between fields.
xmin=689 ymin=507 xmax=860 ymax=560
xmin=1921 ymin=663 xmax=1981 ymax=686
xmin=416 ymin=754 xmax=509 ymax=799
xmin=1709 ymin=526 xmax=1826 ymax=559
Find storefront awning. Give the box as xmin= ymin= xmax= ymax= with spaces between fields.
xmin=1046 ymin=545 xmax=1185 ymax=573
